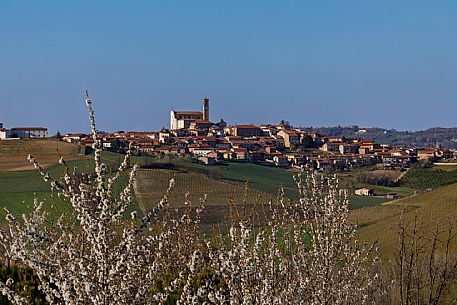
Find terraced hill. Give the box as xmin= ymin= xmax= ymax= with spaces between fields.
xmin=135 ymin=168 xmax=277 ymax=208
xmin=134 ymin=168 xmax=278 ymax=228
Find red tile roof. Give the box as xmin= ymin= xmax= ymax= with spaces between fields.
xmin=233 ymin=148 xmax=247 ymax=152
xmin=233 ymin=125 xmax=259 ymax=129
xmin=12 ymin=127 xmax=47 ymax=131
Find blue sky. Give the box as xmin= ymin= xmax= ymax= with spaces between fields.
xmin=1 ymin=1 xmax=457 ymax=134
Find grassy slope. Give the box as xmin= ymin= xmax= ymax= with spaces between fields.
xmin=434 ymin=164 xmax=457 ymax=172
xmin=353 ymin=183 xmax=457 ymax=258
xmin=0 ymin=138 xmax=82 ymax=156
xmin=0 ymin=191 xmax=70 ymax=223
xmin=165 ymin=160 xmax=297 ymax=195
xmin=0 ymin=151 xmax=139 ymax=224
xmin=152 ymin=159 xmax=386 ymax=209
xmin=210 ymin=163 xmax=297 ymax=197
xmin=348 ymin=195 xmax=387 ymax=209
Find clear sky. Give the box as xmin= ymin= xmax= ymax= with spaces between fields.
xmin=1 ymin=1 xmax=457 ymax=134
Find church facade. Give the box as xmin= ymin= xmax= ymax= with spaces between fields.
xmin=170 ymin=97 xmax=210 ymax=130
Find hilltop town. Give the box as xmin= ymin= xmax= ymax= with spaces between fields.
xmin=1 ymin=98 xmax=456 ymax=172
xmin=55 ymin=98 xmax=455 ymax=171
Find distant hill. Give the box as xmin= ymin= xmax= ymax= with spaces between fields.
xmin=304 ymin=125 xmax=457 ymax=149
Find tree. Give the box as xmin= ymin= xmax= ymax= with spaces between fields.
xmin=301 ymin=135 xmax=315 ymax=148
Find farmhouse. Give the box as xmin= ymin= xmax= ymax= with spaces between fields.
xmin=355 ymin=188 xmax=374 ymax=196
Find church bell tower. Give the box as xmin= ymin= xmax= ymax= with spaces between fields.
xmin=203 ymin=97 xmax=210 ymax=122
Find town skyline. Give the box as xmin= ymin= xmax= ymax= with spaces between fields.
xmin=3 ymin=94 xmax=457 ymax=136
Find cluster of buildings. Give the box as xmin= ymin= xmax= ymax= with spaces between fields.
xmin=0 ymin=123 xmax=48 ymax=140
xmin=316 ymin=136 xmax=454 ymax=170
xmin=61 ymin=98 xmax=457 ymax=171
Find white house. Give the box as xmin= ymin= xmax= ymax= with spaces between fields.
xmin=192 ymin=147 xmax=215 ymax=156
xmin=11 ymin=127 xmax=48 ymax=139
xmin=355 ymin=188 xmax=374 ymax=196
xmin=63 ymin=133 xmax=85 ymax=143
xmin=0 ymin=128 xmax=9 ymax=140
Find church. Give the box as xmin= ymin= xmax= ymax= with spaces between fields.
xmin=170 ymin=97 xmax=210 ymax=130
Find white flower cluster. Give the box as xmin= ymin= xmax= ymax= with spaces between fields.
xmin=168 ymin=173 xmax=378 ymax=305
xmin=0 ymin=279 xmax=28 ymax=305
xmin=0 ymin=93 xmax=378 ymax=305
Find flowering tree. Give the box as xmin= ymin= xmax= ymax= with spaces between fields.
xmin=1 ymin=93 xmax=377 ymax=304
xmin=169 ymin=175 xmax=378 ymax=304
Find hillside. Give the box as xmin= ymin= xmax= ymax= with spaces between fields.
xmin=0 ymin=151 xmax=132 ymax=224
xmin=135 ymin=168 xmax=276 ymax=208
xmin=400 ymin=166 xmax=457 ymax=190
xmin=352 ymin=182 xmax=457 ymax=258
xmin=0 ymin=139 xmax=85 ymax=172
xmin=305 ymin=125 xmax=457 ymax=149
xmin=134 ymin=168 xmax=277 ymax=228
xmin=144 ymin=158 xmax=299 ymax=197
xmin=138 ymin=158 xmax=388 ymax=209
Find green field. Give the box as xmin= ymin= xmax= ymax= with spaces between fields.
xmin=207 ymin=162 xmax=298 ymax=198
xmin=4 ymin=141 xmax=457 ymax=258
xmin=0 ymin=150 xmax=136 ymax=224
xmin=368 ymin=185 xmax=417 ymax=197
xmin=0 ymin=138 xmax=84 ymax=157
xmin=348 ymin=195 xmax=387 ymax=209
xmin=152 ymin=159 xmax=298 ymax=195
xmin=0 ymin=191 xmax=70 ymax=223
